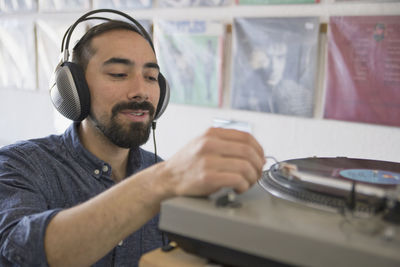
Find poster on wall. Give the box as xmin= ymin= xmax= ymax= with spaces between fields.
xmin=324 ymin=16 xmax=400 ymax=127
xmin=231 ymin=17 xmax=319 ymax=117
xmin=38 ymin=0 xmax=90 ymax=12
xmin=92 ymin=0 xmax=152 ymax=9
xmin=0 ymin=18 xmax=36 ymax=90
xmin=334 ymin=0 xmax=400 ymax=2
xmin=158 ymin=0 xmax=231 ymax=7
xmin=0 ymin=0 xmax=37 ymax=12
xmin=236 ymin=0 xmax=319 ymax=5
xmin=154 ymin=19 xmax=224 ymax=107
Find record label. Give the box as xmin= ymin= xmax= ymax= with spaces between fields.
xmin=340 ymin=169 xmax=400 ymax=185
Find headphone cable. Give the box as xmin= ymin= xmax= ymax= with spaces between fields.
xmin=152 ymin=121 xmax=158 ymax=164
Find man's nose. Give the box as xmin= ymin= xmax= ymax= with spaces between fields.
xmin=127 ymin=73 xmax=148 ymax=101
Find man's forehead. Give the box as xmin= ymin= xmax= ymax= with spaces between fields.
xmin=92 ymin=29 xmax=153 ymax=51
xmin=90 ymin=30 xmax=157 ymax=62
xmin=96 ymin=28 xmax=145 ymax=39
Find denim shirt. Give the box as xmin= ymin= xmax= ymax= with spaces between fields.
xmin=0 ymin=122 xmax=165 ymax=266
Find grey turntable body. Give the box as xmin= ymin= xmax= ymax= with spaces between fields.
xmin=159 ymin=184 xmax=400 ymax=267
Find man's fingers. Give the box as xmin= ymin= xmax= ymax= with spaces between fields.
xmin=200 ymin=155 xmax=261 ymax=186
xmin=196 ymin=132 xmax=265 ymax=174
xmin=168 ymin=127 xmax=266 ymax=197
xmin=206 ymin=127 xmax=265 ymax=160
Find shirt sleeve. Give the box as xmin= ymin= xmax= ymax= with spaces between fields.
xmin=0 ymin=145 xmax=62 ymax=267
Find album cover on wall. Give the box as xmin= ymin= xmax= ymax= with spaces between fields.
xmin=154 ymin=19 xmax=224 ymax=107
xmin=0 ymin=18 xmax=36 ymax=90
xmin=38 ymin=0 xmax=90 ymax=12
xmin=335 ymin=0 xmax=399 ymax=2
xmin=0 ymin=0 xmax=37 ymax=12
xmin=92 ymin=0 xmax=152 ymax=9
xmin=158 ymin=0 xmax=231 ymax=7
xmin=236 ymin=0 xmax=319 ymax=5
xmin=324 ymin=16 xmax=400 ymax=127
xmin=231 ymin=17 xmax=319 ymax=117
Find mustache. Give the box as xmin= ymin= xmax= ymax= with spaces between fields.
xmin=111 ymin=101 xmax=155 ymax=118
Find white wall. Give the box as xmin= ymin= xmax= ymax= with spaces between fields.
xmin=146 ymin=103 xmax=400 ymax=165
xmin=1 ymin=1 xmax=400 ymax=165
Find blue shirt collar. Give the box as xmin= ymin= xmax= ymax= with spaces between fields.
xmin=62 ymin=122 xmax=142 ymax=179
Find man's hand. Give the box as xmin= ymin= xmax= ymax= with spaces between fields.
xmin=162 ymin=127 xmax=265 ymax=197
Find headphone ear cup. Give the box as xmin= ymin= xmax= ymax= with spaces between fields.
xmin=155 ymin=72 xmax=170 ymax=120
xmin=50 ymin=62 xmax=91 ymax=121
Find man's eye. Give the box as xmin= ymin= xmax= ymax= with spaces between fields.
xmin=147 ymin=75 xmax=158 ymax=82
xmin=109 ymin=73 xmax=127 ymax=78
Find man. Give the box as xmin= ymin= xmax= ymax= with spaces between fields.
xmin=261 ymin=42 xmax=313 ymax=117
xmin=0 ymin=18 xmax=265 ymax=267
xmin=233 ymin=41 xmax=313 ymax=117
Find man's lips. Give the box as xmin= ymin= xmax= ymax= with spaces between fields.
xmin=119 ymin=109 xmax=150 ymax=122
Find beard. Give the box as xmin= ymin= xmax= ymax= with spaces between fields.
xmin=89 ymin=101 xmax=155 ymax=149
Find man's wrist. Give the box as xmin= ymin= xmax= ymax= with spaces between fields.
xmin=141 ymin=161 xmax=176 ymax=203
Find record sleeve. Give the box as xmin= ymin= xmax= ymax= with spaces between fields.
xmin=335 ymin=0 xmax=400 ymax=2
xmin=324 ymin=16 xmax=400 ymax=128
xmin=92 ymin=0 xmax=152 ymax=9
xmin=154 ymin=19 xmax=224 ymax=107
xmin=0 ymin=0 xmax=37 ymax=12
xmin=38 ymin=0 xmax=90 ymax=12
xmin=0 ymin=17 xmax=36 ymax=90
xmin=158 ymin=0 xmax=231 ymax=7
xmin=231 ymin=17 xmax=319 ymax=117
xmin=236 ymin=0 xmax=319 ymax=5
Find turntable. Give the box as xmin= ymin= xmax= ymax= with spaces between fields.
xmin=159 ymin=157 xmax=400 ymax=267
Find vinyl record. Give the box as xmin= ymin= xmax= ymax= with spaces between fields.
xmin=259 ymin=157 xmax=400 ymax=214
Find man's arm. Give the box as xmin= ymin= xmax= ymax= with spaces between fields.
xmin=44 ymin=127 xmax=265 ymax=267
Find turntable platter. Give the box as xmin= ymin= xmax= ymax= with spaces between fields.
xmin=259 ymin=157 xmax=400 ymax=215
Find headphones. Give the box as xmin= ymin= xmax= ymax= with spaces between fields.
xmin=49 ymin=9 xmax=170 ymax=122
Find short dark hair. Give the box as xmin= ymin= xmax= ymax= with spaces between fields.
xmin=72 ymin=20 xmax=148 ymax=71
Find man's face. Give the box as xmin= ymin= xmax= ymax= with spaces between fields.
xmin=373 ymin=24 xmax=385 ymax=41
xmin=265 ymin=43 xmax=287 ymax=86
xmin=84 ymin=29 xmax=160 ymax=148
xmin=250 ymin=43 xmax=287 ymax=86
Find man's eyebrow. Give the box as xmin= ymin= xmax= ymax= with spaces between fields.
xmin=144 ymin=62 xmax=160 ymax=70
xmin=103 ymin=57 xmax=134 ymax=66
xmin=102 ymin=58 xmax=159 ymax=70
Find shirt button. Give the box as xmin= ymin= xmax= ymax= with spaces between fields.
xmin=102 ymin=165 xmax=109 ymax=172
xmin=94 ymin=169 xmax=100 ymax=175
xmin=118 ymin=240 xmax=124 ymax=246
